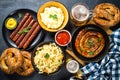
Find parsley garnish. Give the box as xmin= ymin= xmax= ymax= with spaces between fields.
xmin=87 ymin=38 xmax=94 ymax=47
xmin=18 ymin=13 xmax=23 ymax=19
xmin=44 ymin=53 xmax=50 ymax=59
xmin=18 ymin=26 xmax=31 ymax=34
xmin=89 ymin=51 xmax=94 ymax=55
xmin=80 ymin=47 xmax=83 ymax=51
xmin=49 ymin=14 xmax=58 ymax=20
xmin=98 ymin=37 xmax=101 ymax=42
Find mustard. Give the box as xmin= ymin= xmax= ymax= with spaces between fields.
xmin=5 ymin=18 xmax=17 ymax=30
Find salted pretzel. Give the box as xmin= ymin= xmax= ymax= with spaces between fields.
xmin=93 ymin=3 xmax=120 ymax=28
xmin=0 ymin=48 xmax=23 ymax=74
xmin=16 ymin=51 xmax=34 ymax=76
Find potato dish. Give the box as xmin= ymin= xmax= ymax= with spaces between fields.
xmin=34 ymin=43 xmax=64 ymax=74
xmin=40 ymin=7 xmax=64 ymax=29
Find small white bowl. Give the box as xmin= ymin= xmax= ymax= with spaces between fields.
xmin=55 ymin=30 xmax=71 ymax=46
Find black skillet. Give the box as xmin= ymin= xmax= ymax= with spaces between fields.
xmin=31 ymin=41 xmax=65 ymax=75
xmin=70 ymin=24 xmax=110 ymax=63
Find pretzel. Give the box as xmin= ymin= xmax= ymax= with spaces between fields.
xmin=0 ymin=48 xmax=23 ymax=74
xmin=93 ymin=3 xmax=120 ymax=28
xmin=16 ymin=51 xmax=34 ymax=76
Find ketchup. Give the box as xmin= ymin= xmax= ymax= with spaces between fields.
xmin=56 ymin=31 xmax=70 ymax=46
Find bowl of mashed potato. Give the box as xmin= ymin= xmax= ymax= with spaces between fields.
xmin=37 ymin=1 xmax=69 ymax=32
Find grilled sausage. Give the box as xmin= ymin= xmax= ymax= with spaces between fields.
xmin=75 ymin=28 xmax=105 ymax=58
xmin=10 ymin=13 xmax=30 ymax=39
xmin=15 ymin=19 xmax=35 ymax=45
xmin=18 ymin=22 xmax=38 ymax=48
xmin=75 ymin=29 xmax=86 ymax=54
xmin=23 ymin=25 xmax=41 ymax=49
xmin=12 ymin=16 xmax=33 ymax=41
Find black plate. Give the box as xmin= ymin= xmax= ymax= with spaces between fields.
xmin=2 ymin=9 xmax=45 ymax=50
xmin=31 ymin=41 xmax=65 ymax=75
xmin=71 ymin=24 xmax=110 ymax=63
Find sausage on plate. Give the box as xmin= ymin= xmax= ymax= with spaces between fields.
xmin=23 ymin=25 xmax=41 ymax=49
xmin=12 ymin=16 xmax=33 ymax=41
xmin=10 ymin=13 xmax=30 ymax=39
xmin=18 ymin=22 xmax=38 ymax=48
xmin=15 ymin=19 xmax=35 ymax=45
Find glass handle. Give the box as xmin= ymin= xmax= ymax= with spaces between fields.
xmin=87 ymin=10 xmax=94 ymax=22
xmin=89 ymin=10 xmax=94 ymax=18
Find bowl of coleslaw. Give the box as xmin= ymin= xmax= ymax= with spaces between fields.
xmin=31 ymin=41 xmax=65 ymax=75
xmin=37 ymin=1 xmax=69 ymax=32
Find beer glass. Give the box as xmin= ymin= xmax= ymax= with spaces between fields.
xmin=70 ymin=2 xmax=92 ymax=26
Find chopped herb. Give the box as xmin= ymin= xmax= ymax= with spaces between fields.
xmin=18 ymin=26 xmax=31 ymax=34
xmin=48 ymin=66 xmax=50 ymax=68
xmin=18 ymin=13 xmax=23 ymax=19
xmin=44 ymin=53 xmax=50 ymax=59
xmin=49 ymin=14 xmax=58 ymax=20
xmin=87 ymin=39 xmax=94 ymax=47
xmin=98 ymin=37 xmax=101 ymax=42
xmin=80 ymin=48 xmax=83 ymax=51
xmin=41 ymin=63 xmax=44 ymax=66
xmin=89 ymin=51 xmax=94 ymax=55
xmin=52 ymin=60 xmax=54 ymax=63
xmin=58 ymin=60 xmax=60 ymax=62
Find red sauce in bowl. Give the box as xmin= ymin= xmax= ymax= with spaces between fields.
xmin=55 ymin=30 xmax=71 ymax=46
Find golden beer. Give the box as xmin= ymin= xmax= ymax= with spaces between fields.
xmin=70 ymin=3 xmax=90 ymax=26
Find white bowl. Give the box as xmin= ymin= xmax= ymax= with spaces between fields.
xmin=55 ymin=29 xmax=71 ymax=46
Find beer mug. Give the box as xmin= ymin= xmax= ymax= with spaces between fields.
xmin=66 ymin=60 xmax=79 ymax=73
xmin=70 ymin=2 xmax=92 ymax=26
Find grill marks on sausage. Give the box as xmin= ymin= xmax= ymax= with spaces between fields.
xmin=23 ymin=25 xmax=41 ymax=49
xmin=10 ymin=13 xmax=30 ymax=39
xmin=9 ymin=13 xmax=41 ymax=49
xmin=18 ymin=22 xmax=38 ymax=48
xmin=15 ymin=19 xmax=35 ymax=45
xmin=12 ymin=16 xmax=33 ymax=42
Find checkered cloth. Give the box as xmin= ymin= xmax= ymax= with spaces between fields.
xmin=81 ymin=28 xmax=120 ymax=80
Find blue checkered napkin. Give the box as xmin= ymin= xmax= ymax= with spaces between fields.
xmin=80 ymin=28 xmax=120 ymax=80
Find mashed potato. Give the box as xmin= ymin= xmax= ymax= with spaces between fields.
xmin=34 ymin=43 xmax=64 ymax=74
xmin=40 ymin=7 xmax=64 ymax=29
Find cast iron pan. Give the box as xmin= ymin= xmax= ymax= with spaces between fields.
xmin=31 ymin=41 xmax=65 ymax=75
xmin=71 ymin=24 xmax=110 ymax=63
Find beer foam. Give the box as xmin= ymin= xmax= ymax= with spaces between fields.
xmin=66 ymin=60 xmax=79 ymax=73
xmin=79 ymin=6 xmax=88 ymax=14
xmin=72 ymin=4 xmax=89 ymax=21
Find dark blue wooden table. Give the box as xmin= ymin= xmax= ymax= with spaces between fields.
xmin=0 ymin=0 xmax=120 ymax=80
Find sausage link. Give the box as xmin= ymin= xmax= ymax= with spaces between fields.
xmin=10 ymin=13 xmax=30 ymax=39
xmin=12 ymin=16 xmax=33 ymax=41
xmin=15 ymin=19 xmax=35 ymax=45
xmin=18 ymin=22 xmax=38 ymax=48
xmin=23 ymin=25 xmax=41 ymax=49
